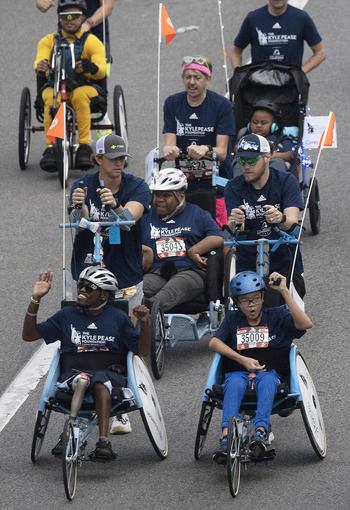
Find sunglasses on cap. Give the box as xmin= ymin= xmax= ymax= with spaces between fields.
xmin=237 ymin=156 xmax=262 ymax=167
xmin=77 ymin=280 xmax=99 ymax=293
xmin=182 ymin=56 xmax=210 ymax=68
xmin=59 ymin=12 xmax=82 ymax=20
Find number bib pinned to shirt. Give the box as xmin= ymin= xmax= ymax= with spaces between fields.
xmin=156 ymin=236 xmax=186 ymax=259
xmin=236 ymin=326 xmax=269 ymax=350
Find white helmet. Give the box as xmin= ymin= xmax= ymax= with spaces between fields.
xmin=150 ymin=168 xmax=188 ymax=191
xmin=78 ymin=266 xmax=118 ymax=292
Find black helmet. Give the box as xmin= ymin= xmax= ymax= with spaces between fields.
xmin=252 ymin=100 xmax=280 ymax=117
xmin=57 ymin=0 xmax=87 ymax=14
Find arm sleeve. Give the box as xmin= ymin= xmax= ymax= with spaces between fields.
xmin=82 ymin=34 xmax=106 ymax=80
xmin=130 ymin=180 xmax=152 ymax=210
xmin=34 ymin=34 xmax=54 ymax=69
xmin=215 ymin=314 xmax=237 ymax=346
xmin=163 ymin=97 xmax=176 ymax=134
xmin=36 ymin=310 xmax=64 ymax=344
xmin=233 ymin=15 xmax=252 ymax=49
xmin=303 ymin=13 xmax=322 ymax=47
xmin=199 ymin=209 xmax=225 ymax=237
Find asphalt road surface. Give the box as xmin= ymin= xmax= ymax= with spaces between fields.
xmin=0 ymin=1 xmax=349 ymax=508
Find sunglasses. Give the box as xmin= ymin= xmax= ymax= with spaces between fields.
xmin=238 ymin=295 xmax=262 ymax=306
xmin=236 ymin=156 xmax=262 ymax=167
xmin=182 ymin=55 xmax=210 ymax=68
xmin=59 ymin=12 xmax=82 ymax=21
xmin=77 ymin=280 xmax=99 ymax=293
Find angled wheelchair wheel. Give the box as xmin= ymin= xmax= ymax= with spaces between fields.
xmin=31 ymin=407 xmax=51 ymax=463
xmin=113 ymin=85 xmax=128 ymax=150
xmin=18 ymin=87 xmax=31 ymax=170
xmin=227 ymin=417 xmax=241 ymax=498
xmin=56 ymin=139 xmax=69 ymax=188
xmin=62 ymin=419 xmax=78 ymax=501
xmin=296 ymin=352 xmax=326 ymax=459
xmin=133 ymin=355 xmax=168 ymax=459
xmin=223 ymin=248 xmax=236 ymax=306
xmin=308 ymin=178 xmax=320 ymax=235
xmin=150 ymin=301 xmax=166 ymax=379
xmin=194 ymin=401 xmax=214 ymax=459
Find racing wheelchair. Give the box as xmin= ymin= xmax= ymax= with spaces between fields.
xmin=230 ymin=61 xmax=320 ymax=235
xmin=18 ymin=37 xmax=128 ymax=187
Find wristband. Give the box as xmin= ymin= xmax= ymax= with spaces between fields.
xmin=26 ymin=311 xmax=37 ymax=317
xmin=31 ymin=296 xmax=40 ymax=305
xmin=112 ymin=199 xmax=120 ymax=210
xmin=278 ymin=213 xmax=287 ymax=224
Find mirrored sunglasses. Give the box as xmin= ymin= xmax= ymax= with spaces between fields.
xmin=59 ymin=12 xmax=82 ymax=21
xmin=237 ymin=156 xmax=262 ymax=167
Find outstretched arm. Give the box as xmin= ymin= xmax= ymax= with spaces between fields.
xmin=22 ymin=271 xmax=53 ymax=342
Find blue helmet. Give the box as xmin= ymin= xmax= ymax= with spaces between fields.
xmin=230 ymin=271 xmax=265 ymax=297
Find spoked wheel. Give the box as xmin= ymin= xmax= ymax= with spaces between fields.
xmin=194 ymin=401 xmax=214 ymax=459
xmin=31 ymin=407 xmax=51 ymax=462
xmin=56 ymin=139 xmax=69 ymax=189
xmin=18 ymin=87 xmax=31 ymax=170
xmin=133 ymin=355 xmax=168 ymax=459
xmin=150 ymin=301 xmax=166 ymax=380
xmin=308 ymin=178 xmax=320 ymax=235
xmin=296 ymin=352 xmax=327 ymax=459
xmin=113 ymin=85 xmax=128 ymax=150
xmin=227 ymin=417 xmax=241 ymax=498
xmin=62 ymin=419 xmax=78 ymax=501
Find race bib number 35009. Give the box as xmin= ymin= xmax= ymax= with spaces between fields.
xmin=156 ymin=236 xmax=186 ymax=259
xmin=236 ymin=326 xmax=269 ymax=350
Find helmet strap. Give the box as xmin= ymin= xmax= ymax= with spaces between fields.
xmin=161 ymin=196 xmax=186 ymax=222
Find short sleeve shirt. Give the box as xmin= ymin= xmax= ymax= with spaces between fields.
xmin=140 ymin=203 xmax=223 ymax=269
xmin=224 ymin=168 xmax=304 ymax=275
xmin=70 ymin=171 xmax=151 ymax=288
xmin=215 ymin=306 xmax=305 ymax=375
xmin=234 ymin=5 xmax=322 ymax=67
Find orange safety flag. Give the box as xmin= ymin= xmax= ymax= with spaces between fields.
xmin=47 ymin=102 xmax=66 ymax=143
xmin=318 ymin=111 xmax=336 ymax=150
xmin=160 ymin=3 xmax=176 ymax=44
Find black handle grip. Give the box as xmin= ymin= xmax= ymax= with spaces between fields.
xmin=272 ymin=277 xmax=282 ymax=286
xmin=74 ymin=180 xmax=85 ymax=210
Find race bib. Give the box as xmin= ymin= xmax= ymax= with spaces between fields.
xmin=156 ymin=236 xmax=186 ymax=259
xmin=236 ymin=326 xmax=269 ymax=350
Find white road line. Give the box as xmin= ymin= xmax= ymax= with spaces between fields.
xmin=0 ymin=342 xmax=58 ymax=433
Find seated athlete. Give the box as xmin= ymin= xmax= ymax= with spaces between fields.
xmin=232 ymin=100 xmax=297 ymax=177
xmin=210 ymin=270 xmax=312 ymax=464
xmin=22 ymin=266 xmax=150 ymax=461
xmin=34 ymin=0 xmax=106 ymax=172
xmin=141 ymin=168 xmax=224 ymax=312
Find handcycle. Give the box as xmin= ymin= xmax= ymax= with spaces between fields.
xmin=18 ymin=36 xmax=128 ymax=187
xmin=194 ymin=228 xmax=326 ymax=497
xmin=230 ymin=61 xmax=320 ymax=235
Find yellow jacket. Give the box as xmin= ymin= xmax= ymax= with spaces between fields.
xmin=34 ymin=28 xmax=106 ymax=81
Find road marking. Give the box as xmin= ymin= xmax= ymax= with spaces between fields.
xmin=0 ymin=342 xmax=58 ymax=433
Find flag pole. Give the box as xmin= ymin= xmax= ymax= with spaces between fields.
xmin=157 ymin=3 xmax=162 ymax=150
xmin=62 ymin=102 xmax=67 ymax=301
xmin=217 ymin=0 xmax=230 ymax=96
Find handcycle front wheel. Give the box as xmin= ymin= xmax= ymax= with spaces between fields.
xmin=149 ymin=300 xmax=166 ymax=380
xmin=18 ymin=87 xmax=31 ymax=170
xmin=113 ymin=85 xmax=128 ymax=150
xmin=194 ymin=401 xmax=214 ymax=460
xmin=62 ymin=419 xmax=78 ymax=501
xmin=227 ymin=417 xmax=241 ymax=498
xmin=31 ymin=406 xmax=51 ymax=463
xmin=308 ymin=177 xmax=320 ymax=235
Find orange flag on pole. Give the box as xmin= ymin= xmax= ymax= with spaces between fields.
xmin=160 ymin=3 xmax=176 ymax=44
xmin=318 ymin=111 xmax=336 ymax=150
xmin=47 ymin=102 xmax=66 ymax=143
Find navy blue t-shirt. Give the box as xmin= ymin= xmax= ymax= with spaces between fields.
xmin=141 ymin=203 xmax=223 ymax=270
xmin=163 ymin=90 xmax=236 ymax=183
xmin=234 ymin=5 xmax=322 ymax=67
xmin=215 ymin=306 xmax=305 ymax=375
xmin=224 ymin=168 xmax=304 ymax=276
xmin=70 ymin=171 xmax=151 ymax=288
xmin=37 ymin=305 xmax=138 ymax=361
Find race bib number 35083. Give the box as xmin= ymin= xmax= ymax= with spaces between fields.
xmin=236 ymin=326 xmax=269 ymax=350
xmin=156 ymin=236 xmax=186 ymax=259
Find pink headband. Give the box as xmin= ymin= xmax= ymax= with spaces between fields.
xmin=182 ymin=63 xmax=212 ymax=77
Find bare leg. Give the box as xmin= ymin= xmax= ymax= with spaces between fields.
xmin=93 ymin=383 xmax=111 ymax=438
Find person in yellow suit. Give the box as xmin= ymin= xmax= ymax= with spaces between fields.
xmin=34 ymin=0 xmax=106 ymax=172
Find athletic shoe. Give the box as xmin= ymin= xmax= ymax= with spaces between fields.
xmin=40 ymin=146 xmax=57 ymax=172
xmin=249 ymin=428 xmax=268 ymax=459
xmin=213 ymin=435 xmax=228 ymax=465
xmin=89 ymin=440 xmax=116 ymax=461
xmin=75 ymin=144 xmax=94 ymax=170
xmin=110 ymin=414 xmax=132 ymax=434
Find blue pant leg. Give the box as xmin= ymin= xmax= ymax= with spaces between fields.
xmin=222 ymin=371 xmax=249 ymax=429
xmin=254 ymin=369 xmax=280 ymax=431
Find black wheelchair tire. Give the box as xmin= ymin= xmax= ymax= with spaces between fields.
xmin=113 ymin=85 xmax=128 ymax=148
xmin=31 ymin=407 xmax=51 ymax=463
xmin=227 ymin=417 xmax=241 ymax=498
xmin=308 ymin=178 xmax=320 ymax=235
xmin=296 ymin=352 xmax=327 ymax=459
xmin=194 ymin=401 xmax=214 ymax=460
xmin=62 ymin=419 xmax=78 ymax=501
xmin=150 ymin=301 xmax=166 ymax=380
xmin=18 ymin=87 xmax=31 ymax=170
xmin=140 ymin=407 xmax=168 ymax=460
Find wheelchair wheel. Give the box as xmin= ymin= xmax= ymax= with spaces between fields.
xmin=133 ymin=355 xmax=168 ymax=459
xmin=113 ymin=85 xmax=128 ymax=149
xmin=227 ymin=417 xmax=241 ymax=498
xmin=62 ymin=419 xmax=78 ymax=501
xmin=18 ymin=87 xmax=31 ymax=170
xmin=31 ymin=407 xmax=51 ymax=463
xmin=223 ymin=248 xmax=236 ymax=305
xmin=308 ymin=178 xmax=320 ymax=235
xmin=194 ymin=401 xmax=214 ymax=459
xmin=296 ymin=352 xmax=326 ymax=459
xmin=57 ymin=139 xmax=69 ymax=188
xmin=150 ymin=301 xmax=166 ymax=380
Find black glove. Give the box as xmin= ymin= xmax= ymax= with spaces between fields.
xmin=81 ymin=59 xmax=99 ymax=75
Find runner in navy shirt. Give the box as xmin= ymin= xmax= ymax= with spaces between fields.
xmin=231 ymin=1 xmax=326 ymax=73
